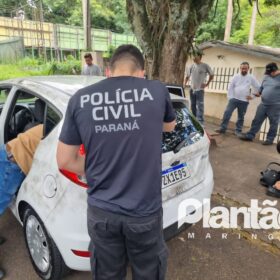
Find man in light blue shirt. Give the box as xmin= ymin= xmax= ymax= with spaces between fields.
xmin=215 ymin=62 xmax=260 ymax=136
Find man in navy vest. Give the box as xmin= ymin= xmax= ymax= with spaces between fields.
xmin=57 ymin=44 xmax=176 ymax=279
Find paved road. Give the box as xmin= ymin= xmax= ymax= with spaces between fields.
xmin=0 ymin=124 xmax=279 ymax=280
xmin=1 ymin=207 xmax=280 ymax=280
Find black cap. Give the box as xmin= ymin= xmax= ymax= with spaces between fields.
xmin=265 ymin=62 xmax=278 ymax=75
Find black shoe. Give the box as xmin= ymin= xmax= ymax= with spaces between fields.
xmin=239 ymin=134 xmax=253 ymax=141
xmin=0 ymin=237 xmax=5 ymax=245
xmin=0 ymin=269 xmax=4 ymax=279
xmin=214 ymin=128 xmax=226 ymax=134
xmin=267 ymin=185 xmax=280 ymax=198
xmin=262 ymin=140 xmax=273 ymax=146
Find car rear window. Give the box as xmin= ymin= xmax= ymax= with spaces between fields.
xmin=162 ymin=102 xmax=204 ymax=153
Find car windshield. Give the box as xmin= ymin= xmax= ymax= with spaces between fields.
xmin=162 ymin=102 xmax=204 ymax=153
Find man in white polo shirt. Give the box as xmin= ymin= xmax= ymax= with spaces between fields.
xmin=215 ymin=62 xmax=260 ymax=136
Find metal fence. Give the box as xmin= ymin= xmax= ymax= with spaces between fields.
xmin=0 ymin=37 xmax=24 ymax=63
xmin=0 ymin=16 xmax=138 ymax=54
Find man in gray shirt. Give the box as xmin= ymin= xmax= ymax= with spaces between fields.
xmin=81 ymin=53 xmax=102 ymax=76
xmin=184 ymin=52 xmax=214 ymax=125
xmin=240 ymin=62 xmax=280 ymax=145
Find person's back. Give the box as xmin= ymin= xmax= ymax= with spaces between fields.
xmin=57 ymin=44 xmax=176 ymax=279
xmin=61 ymin=77 xmax=172 ymax=216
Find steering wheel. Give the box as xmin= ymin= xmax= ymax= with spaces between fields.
xmin=9 ymin=105 xmax=35 ymax=136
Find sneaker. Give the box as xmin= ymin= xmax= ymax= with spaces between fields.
xmin=214 ymin=128 xmax=226 ymax=134
xmin=262 ymin=140 xmax=273 ymax=146
xmin=235 ymin=131 xmax=242 ymax=137
xmin=239 ymin=134 xmax=253 ymax=141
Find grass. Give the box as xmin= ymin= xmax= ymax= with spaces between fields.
xmin=0 ymin=56 xmax=82 ymax=81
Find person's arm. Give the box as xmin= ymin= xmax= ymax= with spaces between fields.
xmin=184 ymin=66 xmax=191 ymax=86
xmin=57 ymin=142 xmax=85 ymax=175
xmin=163 ymin=120 xmax=176 ymax=132
xmin=202 ymin=64 xmax=214 ymax=88
xmin=163 ymin=88 xmax=176 ymax=132
xmin=246 ymin=76 xmax=261 ymax=100
xmin=227 ymin=75 xmax=237 ymax=99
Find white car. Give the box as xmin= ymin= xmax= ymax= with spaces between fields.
xmin=0 ymin=76 xmax=213 ymax=279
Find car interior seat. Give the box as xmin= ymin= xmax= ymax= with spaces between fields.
xmin=23 ymin=99 xmax=45 ymax=132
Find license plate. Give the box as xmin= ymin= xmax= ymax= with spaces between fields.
xmin=162 ymin=163 xmax=190 ymax=188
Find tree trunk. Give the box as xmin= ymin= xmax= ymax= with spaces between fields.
xmin=126 ymin=0 xmax=214 ymax=85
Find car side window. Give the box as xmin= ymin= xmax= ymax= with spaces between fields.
xmin=0 ymin=87 xmax=11 ymax=116
xmin=44 ymin=105 xmax=61 ymax=137
xmin=4 ymin=90 xmax=37 ymax=142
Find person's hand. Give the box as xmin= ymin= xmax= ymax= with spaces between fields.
xmin=274 ymin=181 xmax=280 ymax=190
xmin=201 ymin=83 xmax=208 ymax=88
xmin=246 ymin=95 xmax=253 ymax=101
xmin=254 ymin=92 xmax=261 ymax=97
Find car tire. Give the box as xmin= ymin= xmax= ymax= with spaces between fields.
xmin=23 ymin=207 xmax=69 ymax=280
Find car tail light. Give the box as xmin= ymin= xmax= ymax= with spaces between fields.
xmin=59 ymin=169 xmax=88 ymax=188
xmin=71 ymin=249 xmax=91 ymax=258
xmin=59 ymin=144 xmax=88 ymax=188
xmin=205 ymin=130 xmax=211 ymax=143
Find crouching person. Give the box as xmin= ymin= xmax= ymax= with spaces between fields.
xmin=0 ymin=123 xmax=43 ymax=215
xmin=267 ymin=141 xmax=280 ymax=197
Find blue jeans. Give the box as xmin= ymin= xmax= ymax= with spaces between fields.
xmin=220 ymin=98 xmax=249 ymax=133
xmin=0 ymin=145 xmax=25 ymax=215
xmin=190 ymin=89 xmax=204 ymax=124
xmin=246 ymin=103 xmax=280 ymax=142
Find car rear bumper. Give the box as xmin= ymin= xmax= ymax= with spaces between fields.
xmin=162 ymin=161 xmax=214 ymax=231
xmin=44 ymin=163 xmax=213 ymax=272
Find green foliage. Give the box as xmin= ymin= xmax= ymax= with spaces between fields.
xmin=103 ymin=45 xmax=116 ymax=59
xmin=0 ymin=0 xmax=131 ymax=33
xmin=48 ymin=59 xmax=81 ymax=75
xmin=196 ymin=0 xmax=244 ymax=44
xmin=196 ymin=0 xmax=280 ymax=47
xmin=0 ymin=57 xmax=82 ymax=81
xmin=230 ymin=0 xmax=280 ymax=47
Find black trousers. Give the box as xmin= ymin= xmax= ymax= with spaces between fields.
xmin=87 ymin=205 xmax=168 ymax=280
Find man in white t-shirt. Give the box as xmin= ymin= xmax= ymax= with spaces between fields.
xmin=81 ymin=53 xmax=102 ymax=76
xmin=215 ymin=62 xmax=260 ymax=136
xmin=184 ymin=52 xmax=214 ymax=125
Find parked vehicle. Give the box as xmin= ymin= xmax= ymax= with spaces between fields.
xmin=0 ymin=76 xmax=213 ymax=279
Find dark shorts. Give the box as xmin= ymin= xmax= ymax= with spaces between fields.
xmin=87 ymin=204 xmax=168 ymax=280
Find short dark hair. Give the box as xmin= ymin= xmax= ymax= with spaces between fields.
xmin=110 ymin=44 xmax=144 ymax=71
xmin=84 ymin=53 xmax=93 ymax=59
xmin=241 ymin=61 xmax=249 ymax=67
xmin=265 ymin=62 xmax=278 ymax=75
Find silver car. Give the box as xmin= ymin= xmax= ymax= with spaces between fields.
xmin=0 ymin=76 xmax=213 ymax=279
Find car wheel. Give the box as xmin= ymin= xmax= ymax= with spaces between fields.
xmin=23 ymin=207 xmax=69 ymax=280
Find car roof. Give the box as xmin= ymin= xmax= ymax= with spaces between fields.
xmin=0 ymin=75 xmax=187 ymax=102
xmin=1 ymin=75 xmax=106 ymax=96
